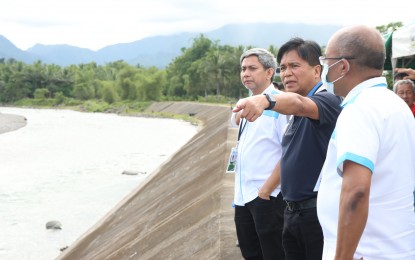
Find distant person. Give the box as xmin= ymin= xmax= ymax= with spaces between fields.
xmin=233 ymin=38 xmax=342 ymax=260
xmin=393 ymin=79 xmax=415 ymax=117
xmin=393 ymin=79 xmax=415 ymax=209
xmin=231 ymin=48 xmax=287 ymax=260
xmin=316 ymin=25 xmax=415 ymax=260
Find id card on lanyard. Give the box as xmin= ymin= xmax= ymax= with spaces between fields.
xmin=226 ymin=118 xmax=247 ymax=173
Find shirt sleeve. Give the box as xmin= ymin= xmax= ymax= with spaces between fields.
xmin=335 ymin=103 xmax=379 ymax=176
xmin=309 ymin=91 xmax=342 ymax=126
xmin=230 ymin=113 xmax=239 ymax=128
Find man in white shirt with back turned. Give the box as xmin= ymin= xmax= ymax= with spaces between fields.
xmin=316 ymin=25 xmax=415 ymax=260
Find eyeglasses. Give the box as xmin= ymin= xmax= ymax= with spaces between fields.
xmin=319 ymin=56 xmax=355 ymax=66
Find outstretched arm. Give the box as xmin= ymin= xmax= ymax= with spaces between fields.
xmin=233 ymin=92 xmax=319 ymax=122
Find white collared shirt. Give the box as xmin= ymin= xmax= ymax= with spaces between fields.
xmin=317 ymin=77 xmax=415 ymax=260
xmin=231 ymin=84 xmax=288 ymax=206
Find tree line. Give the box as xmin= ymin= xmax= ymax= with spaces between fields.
xmin=0 ymin=22 xmax=401 ymax=105
xmin=0 ymin=35 xmax=274 ymax=105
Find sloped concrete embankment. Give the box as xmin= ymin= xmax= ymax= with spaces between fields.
xmin=58 ymin=102 xmax=241 ymax=260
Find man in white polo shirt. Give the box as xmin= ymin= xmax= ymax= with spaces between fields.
xmin=317 ymin=25 xmax=415 ymax=260
xmin=231 ymin=48 xmax=287 ymax=259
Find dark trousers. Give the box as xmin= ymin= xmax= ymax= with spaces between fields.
xmin=234 ymin=193 xmax=285 ymax=260
xmin=282 ymin=207 xmax=323 ymax=260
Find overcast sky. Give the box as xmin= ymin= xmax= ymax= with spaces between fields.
xmin=2 ymin=0 xmax=414 ymax=51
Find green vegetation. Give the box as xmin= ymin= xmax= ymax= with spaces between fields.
xmin=0 ymin=35 xmax=255 ymax=108
xmin=0 ymin=23 xmax=401 ymax=114
xmin=376 ymin=22 xmax=403 ymax=34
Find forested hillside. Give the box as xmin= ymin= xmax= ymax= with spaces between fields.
xmin=0 ymin=36 xmax=258 ymax=106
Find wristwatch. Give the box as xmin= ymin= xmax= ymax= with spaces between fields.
xmin=264 ymin=93 xmax=276 ymax=110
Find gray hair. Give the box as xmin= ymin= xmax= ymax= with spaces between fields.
xmin=393 ymin=79 xmax=415 ymax=93
xmin=240 ymin=48 xmax=277 ymax=78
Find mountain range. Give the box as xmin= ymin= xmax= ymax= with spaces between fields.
xmin=0 ymin=23 xmax=342 ymax=68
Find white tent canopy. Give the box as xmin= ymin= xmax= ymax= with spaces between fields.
xmin=392 ymin=23 xmax=415 ymax=69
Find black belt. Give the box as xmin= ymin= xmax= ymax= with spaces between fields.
xmin=285 ymin=197 xmax=317 ymax=211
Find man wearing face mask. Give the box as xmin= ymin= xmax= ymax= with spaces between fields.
xmin=233 ymin=38 xmax=342 ymax=260
xmin=320 ymin=57 xmax=351 ymax=94
xmin=317 ymin=25 xmax=415 ymax=260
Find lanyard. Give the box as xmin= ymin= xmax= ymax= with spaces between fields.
xmin=307 ymin=82 xmax=323 ymax=97
xmin=238 ymin=118 xmax=248 ymax=141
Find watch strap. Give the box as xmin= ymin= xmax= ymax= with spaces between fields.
xmin=263 ymin=93 xmax=276 ymax=110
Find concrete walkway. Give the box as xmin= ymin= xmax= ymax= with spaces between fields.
xmin=58 ymin=102 xmax=242 ymax=260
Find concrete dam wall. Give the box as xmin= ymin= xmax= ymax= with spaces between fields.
xmin=58 ymin=102 xmax=241 ymax=260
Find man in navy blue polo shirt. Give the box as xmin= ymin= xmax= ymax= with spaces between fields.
xmin=233 ymin=38 xmax=342 ymax=260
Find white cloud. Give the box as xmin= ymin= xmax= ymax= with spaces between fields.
xmin=1 ymin=0 xmax=414 ymax=50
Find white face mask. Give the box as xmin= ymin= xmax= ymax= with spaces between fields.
xmin=321 ymin=59 xmax=346 ymax=94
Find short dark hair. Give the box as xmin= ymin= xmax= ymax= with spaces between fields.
xmin=394 ymin=72 xmax=409 ymax=81
xmin=277 ymin=37 xmax=321 ymax=67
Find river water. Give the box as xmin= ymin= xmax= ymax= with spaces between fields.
xmin=0 ymin=107 xmax=198 ymax=260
